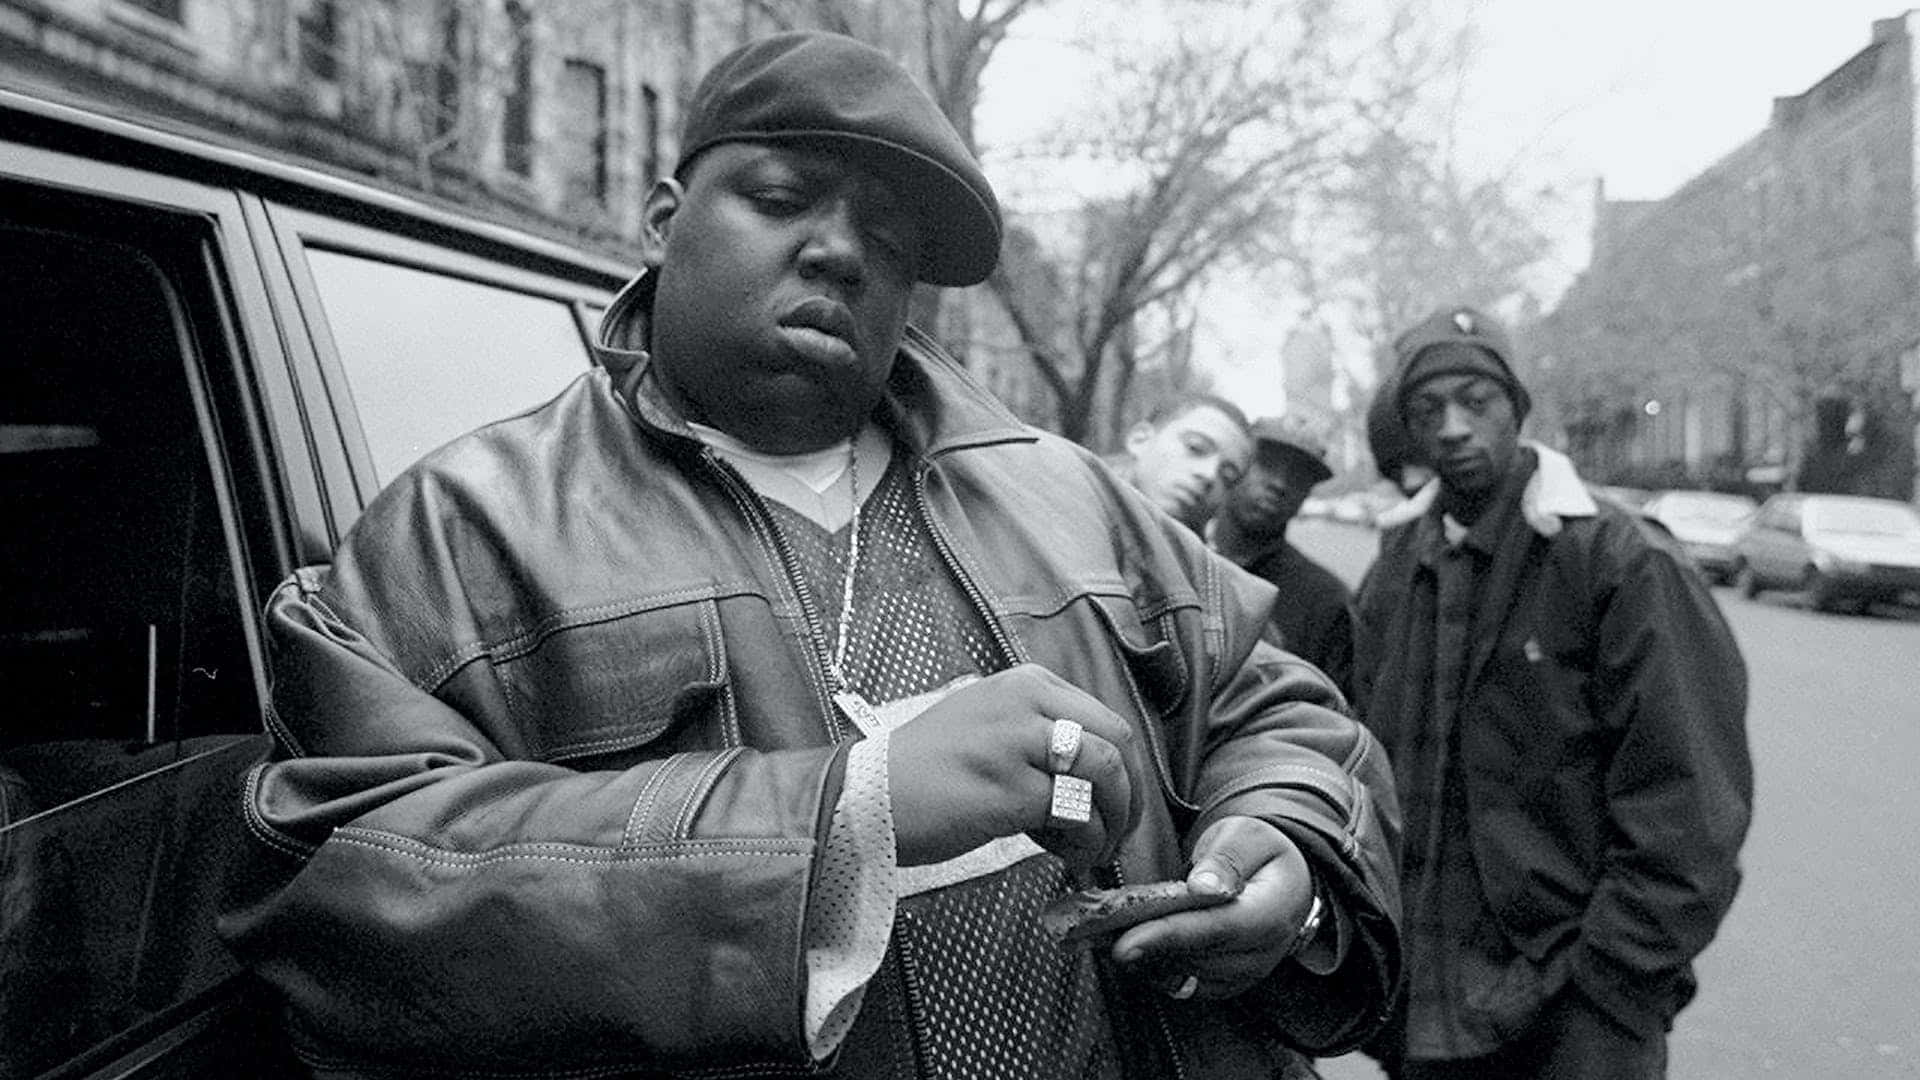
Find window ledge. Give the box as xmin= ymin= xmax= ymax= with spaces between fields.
xmin=106 ymin=2 xmax=198 ymax=58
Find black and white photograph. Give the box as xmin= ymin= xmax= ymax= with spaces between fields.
xmin=0 ymin=2 xmax=1914 ymax=1077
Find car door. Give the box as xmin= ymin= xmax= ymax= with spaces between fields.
xmin=0 ymin=144 xmax=308 ymax=1078
xmin=1750 ymin=498 xmax=1803 ymax=586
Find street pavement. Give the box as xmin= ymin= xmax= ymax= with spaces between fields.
xmin=1287 ymin=517 xmax=1920 ymax=1079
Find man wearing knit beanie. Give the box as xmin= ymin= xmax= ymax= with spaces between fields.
xmin=1352 ymin=305 xmax=1752 ymax=1080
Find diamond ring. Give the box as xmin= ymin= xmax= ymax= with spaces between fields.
xmin=1047 ymin=718 xmax=1084 ymax=774
xmin=1049 ymin=774 xmax=1094 ymax=825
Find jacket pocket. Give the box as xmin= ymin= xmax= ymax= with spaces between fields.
xmin=493 ymin=596 xmax=730 ymax=766
xmin=1087 ymin=592 xmax=1188 ymax=720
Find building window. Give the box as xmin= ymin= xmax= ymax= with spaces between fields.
xmin=557 ymin=59 xmax=608 ymax=205
xmin=641 ymin=83 xmax=661 ymax=187
xmin=121 ymin=0 xmax=184 ymax=23
xmin=431 ymin=4 xmax=463 ymax=144
xmin=298 ymin=0 xmax=339 ymax=81
xmin=501 ymin=1 xmax=534 ymax=177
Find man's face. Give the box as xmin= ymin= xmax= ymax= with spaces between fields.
xmin=1402 ymin=374 xmax=1521 ymax=498
xmin=1125 ymin=404 xmax=1252 ymax=531
xmin=1224 ymin=443 xmax=1322 ymax=538
xmin=642 ymin=142 xmax=921 ymax=454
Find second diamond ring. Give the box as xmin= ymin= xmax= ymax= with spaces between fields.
xmin=1049 ymin=774 xmax=1094 ymax=824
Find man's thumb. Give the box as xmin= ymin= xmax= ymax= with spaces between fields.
xmin=1186 ymin=815 xmax=1290 ymax=898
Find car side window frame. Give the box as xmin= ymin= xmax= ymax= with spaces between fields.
xmin=261 ymin=202 xmax=628 ymax=533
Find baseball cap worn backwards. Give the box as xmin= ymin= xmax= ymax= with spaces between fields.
xmin=677 ymin=31 xmax=1003 ymax=288
xmin=1392 ymin=305 xmax=1531 ymax=421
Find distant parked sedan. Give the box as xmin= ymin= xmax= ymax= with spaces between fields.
xmin=1730 ymin=493 xmax=1920 ymax=613
xmin=1641 ymin=490 xmax=1759 ymax=584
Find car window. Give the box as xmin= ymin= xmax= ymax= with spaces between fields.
xmin=0 ymin=220 xmax=267 ymax=1075
xmin=1658 ymin=492 xmax=1756 ymax=525
xmin=305 ymin=248 xmax=595 ymax=485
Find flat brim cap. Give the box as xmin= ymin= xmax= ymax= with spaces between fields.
xmin=1249 ymin=416 xmax=1333 ymax=484
xmin=1391 ymin=305 xmax=1530 ymax=421
xmin=677 ymin=31 xmax=1003 ymax=288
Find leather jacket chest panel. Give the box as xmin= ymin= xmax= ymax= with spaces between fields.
xmin=416 ymin=423 xmax=1208 ymax=777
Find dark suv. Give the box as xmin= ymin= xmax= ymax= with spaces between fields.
xmin=0 ymin=85 xmax=631 ymax=1078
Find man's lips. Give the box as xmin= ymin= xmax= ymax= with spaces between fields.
xmin=779 ymin=297 xmax=858 ymax=351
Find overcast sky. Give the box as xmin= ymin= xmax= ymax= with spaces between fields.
xmin=975 ymin=2 xmax=1914 ymax=418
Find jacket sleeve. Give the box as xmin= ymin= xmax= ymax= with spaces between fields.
xmin=220 ymin=566 xmax=844 ymax=1074
xmin=1179 ymin=541 xmax=1405 ymax=1055
xmin=1571 ymin=523 xmax=1753 ymax=1035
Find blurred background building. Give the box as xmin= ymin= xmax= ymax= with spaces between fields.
xmin=7 ymin=1 xmax=1918 ymax=497
xmin=1538 ymin=12 xmax=1920 ymax=501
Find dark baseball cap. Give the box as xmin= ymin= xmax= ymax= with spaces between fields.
xmin=1249 ymin=415 xmax=1333 ymax=485
xmin=1391 ymin=305 xmax=1530 ymax=421
xmin=676 ymin=31 xmax=1003 ymax=287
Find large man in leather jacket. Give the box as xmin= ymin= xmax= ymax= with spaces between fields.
xmin=1354 ymin=306 xmax=1751 ymax=1079
xmin=221 ymin=32 xmax=1401 ymax=1079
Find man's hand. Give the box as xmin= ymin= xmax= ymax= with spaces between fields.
xmin=1109 ymin=816 xmax=1315 ymax=999
xmin=888 ymin=664 xmax=1141 ymax=868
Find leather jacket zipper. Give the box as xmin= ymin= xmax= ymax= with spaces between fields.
xmin=914 ymin=460 xmax=1198 ymax=820
xmin=911 ymin=461 xmax=1024 ymax=668
xmin=700 ymin=449 xmax=846 ymax=742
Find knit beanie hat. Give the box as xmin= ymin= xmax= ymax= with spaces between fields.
xmin=1391 ymin=306 xmax=1530 ymax=421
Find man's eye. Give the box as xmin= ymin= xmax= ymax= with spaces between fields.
xmin=748 ymin=188 xmax=807 ymax=214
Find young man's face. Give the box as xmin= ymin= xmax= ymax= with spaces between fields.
xmin=642 ymin=142 xmax=922 ymax=454
xmin=1125 ymin=404 xmax=1252 ymax=532
xmin=1223 ymin=443 xmax=1322 ymax=539
xmin=1402 ymin=373 xmax=1522 ymax=499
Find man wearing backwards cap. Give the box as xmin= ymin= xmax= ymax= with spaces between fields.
xmin=224 ymin=31 xmax=1399 ymax=1078
xmin=1212 ymin=414 xmax=1355 ymax=702
xmin=1351 ymin=305 xmax=1751 ymax=1079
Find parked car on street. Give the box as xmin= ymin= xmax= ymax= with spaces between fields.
xmin=1640 ymin=489 xmax=1759 ymax=584
xmin=0 ymin=84 xmax=631 ymax=1077
xmin=1730 ymin=493 xmax=1920 ymax=613
xmin=1587 ymin=484 xmax=1655 ymax=513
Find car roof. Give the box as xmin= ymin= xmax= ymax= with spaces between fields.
xmin=0 ymin=82 xmax=636 ymax=288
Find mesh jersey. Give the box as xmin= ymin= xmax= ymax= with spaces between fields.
xmin=764 ymin=454 xmax=1124 ymax=1079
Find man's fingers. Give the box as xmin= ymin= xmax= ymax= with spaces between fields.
xmin=1186 ymin=816 xmax=1291 ymax=896
xmin=1071 ymin=733 xmax=1134 ymax=842
xmin=1030 ymin=731 xmax=1132 ymax=866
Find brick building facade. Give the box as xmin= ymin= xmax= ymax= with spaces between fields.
xmin=0 ymin=0 xmax=1056 ymax=433
xmin=1540 ymin=12 xmax=1920 ymax=500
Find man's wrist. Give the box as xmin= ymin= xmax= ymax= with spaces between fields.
xmin=1286 ymin=871 xmax=1340 ymax=974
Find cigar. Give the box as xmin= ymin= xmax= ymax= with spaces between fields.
xmin=1039 ymin=880 xmax=1236 ymax=945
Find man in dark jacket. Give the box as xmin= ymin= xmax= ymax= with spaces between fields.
xmin=1353 ymin=305 xmax=1751 ymax=1079
xmin=221 ymin=32 xmax=1400 ymax=1079
xmin=1213 ymin=415 xmax=1354 ymax=702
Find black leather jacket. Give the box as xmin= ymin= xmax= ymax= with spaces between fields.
xmin=221 ymin=277 xmax=1401 ymax=1077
